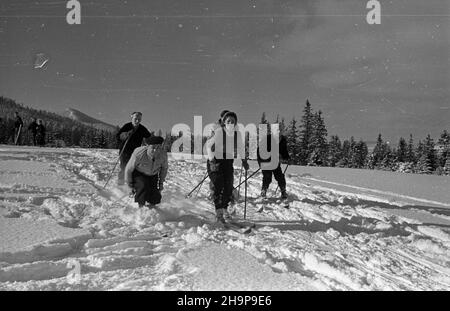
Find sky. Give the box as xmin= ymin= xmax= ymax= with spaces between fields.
xmin=0 ymin=0 xmax=449 ymax=143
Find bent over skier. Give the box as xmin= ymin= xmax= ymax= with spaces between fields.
xmin=125 ymin=136 xmax=168 ymax=208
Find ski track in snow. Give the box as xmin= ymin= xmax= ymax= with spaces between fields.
xmin=0 ymin=146 xmax=449 ymax=291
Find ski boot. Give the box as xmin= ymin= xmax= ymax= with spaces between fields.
xmin=281 ymin=189 xmax=288 ymax=200
xmin=215 ymin=208 xmax=226 ymax=224
xmin=260 ymin=189 xmax=267 ymax=198
xmin=223 ymin=208 xmax=232 ymax=221
xmin=146 ymin=202 xmax=156 ymax=209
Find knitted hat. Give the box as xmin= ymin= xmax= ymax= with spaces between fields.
xmin=222 ymin=111 xmax=238 ymax=123
xmin=220 ymin=110 xmax=230 ymax=119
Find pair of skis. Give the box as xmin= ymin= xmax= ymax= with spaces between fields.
xmin=255 ymin=196 xmax=290 ymax=213
xmin=217 ymin=219 xmax=256 ymax=234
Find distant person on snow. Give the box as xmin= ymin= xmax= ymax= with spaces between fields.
xmin=257 ymin=127 xmax=291 ymax=200
xmin=125 ymin=136 xmax=168 ymax=208
xmin=13 ymin=112 xmax=23 ymax=145
xmin=116 ymin=112 xmax=152 ymax=185
xmin=28 ymin=118 xmax=38 ymax=146
xmin=36 ymin=119 xmax=46 ymax=147
xmin=205 ymin=111 xmax=249 ymax=223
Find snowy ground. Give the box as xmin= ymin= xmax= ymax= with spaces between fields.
xmin=0 ymin=145 xmax=449 ymax=291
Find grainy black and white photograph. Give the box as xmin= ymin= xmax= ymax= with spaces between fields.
xmin=0 ymin=0 xmax=449 ymax=293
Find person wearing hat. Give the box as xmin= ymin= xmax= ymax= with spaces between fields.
xmin=116 ymin=112 xmax=152 ymax=185
xmin=206 ymin=111 xmax=249 ymax=223
xmin=124 ymin=136 xmax=168 ymax=208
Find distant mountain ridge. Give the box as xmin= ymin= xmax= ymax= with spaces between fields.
xmin=65 ymin=108 xmax=117 ymax=132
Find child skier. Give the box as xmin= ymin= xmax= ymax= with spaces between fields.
xmin=257 ymin=128 xmax=290 ymax=200
xmin=205 ymin=111 xmax=249 ymax=223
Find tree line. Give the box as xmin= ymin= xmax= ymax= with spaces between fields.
xmin=1 ymin=96 xmax=449 ymax=175
xmin=262 ymin=100 xmax=450 ymax=176
xmin=0 ymin=96 xmax=119 ymax=148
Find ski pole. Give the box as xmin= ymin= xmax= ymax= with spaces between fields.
xmin=244 ymin=166 xmax=248 ymax=219
xmin=195 ymin=171 xmax=207 ymax=196
xmin=186 ymin=172 xmax=209 ymax=198
xmin=237 ymin=165 xmax=243 ymax=199
xmin=103 ymin=133 xmax=133 ymax=189
xmin=233 ymin=168 xmax=260 ymax=190
xmin=14 ymin=124 xmax=22 ymax=145
xmin=274 ymin=164 xmax=289 ymax=195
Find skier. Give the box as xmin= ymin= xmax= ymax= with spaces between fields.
xmin=116 ymin=112 xmax=152 ymax=185
xmin=28 ymin=118 xmax=38 ymax=146
xmin=125 ymin=136 xmax=168 ymax=208
xmin=13 ymin=112 xmax=23 ymax=145
xmin=257 ymin=128 xmax=291 ymax=200
xmin=207 ymin=109 xmax=228 ymax=201
xmin=36 ymin=119 xmax=46 ymax=147
xmin=205 ymin=111 xmax=249 ymax=223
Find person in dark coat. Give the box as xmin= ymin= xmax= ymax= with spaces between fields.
xmin=257 ymin=130 xmax=291 ymax=199
xmin=116 ymin=112 xmax=152 ymax=185
xmin=13 ymin=112 xmax=23 ymax=145
xmin=125 ymin=136 xmax=168 ymax=208
xmin=36 ymin=119 xmax=46 ymax=147
xmin=205 ymin=111 xmax=249 ymax=223
xmin=28 ymin=118 xmax=38 ymax=146
xmin=208 ymin=109 xmax=229 ymax=201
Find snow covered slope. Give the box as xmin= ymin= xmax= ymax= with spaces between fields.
xmin=0 ymin=145 xmax=449 ymax=290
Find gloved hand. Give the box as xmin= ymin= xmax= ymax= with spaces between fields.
xmin=242 ymin=160 xmax=249 ymax=171
xmin=120 ymin=130 xmax=133 ymax=141
xmin=127 ymin=183 xmax=135 ymax=197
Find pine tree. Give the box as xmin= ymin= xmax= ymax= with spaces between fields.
xmin=327 ymin=135 xmax=342 ymax=167
xmin=337 ymin=139 xmax=351 ymax=167
xmin=381 ymin=147 xmax=395 ymax=171
xmin=416 ymin=153 xmax=432 ymax=174
xmin=286 ymin=117 xmax=300 ymax=164
xmin=372 ymin=134 xmax=386 ymax=168
xmin=444 ymin=152 xmax=450 ymax=175
xmin=397 ymin=137 xmax=407 ymax=162
xmin=299 ymin=99 xmax=313 ymax=165
xmin=437 ymin=130 xmax=450 ymax=168
xmin=352 ymin=140 xmax=369 ymax=168
xmin=308 ymin=111 xmax=328 ymax=166
xmin=406 ymin=134 xmax=416 ymax=163
xmin=424 ymin=134 xmax=437 ymax=171
xmin=260 ymin=112 xmax=268 ymax=124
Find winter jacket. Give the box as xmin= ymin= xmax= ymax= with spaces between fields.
xmin=15 ymin=116 xmax=23 ymax=129
xmin=28 ymin=121 xmax=38 ymax=134
xmin=124 ymin=145 xmax=168 ymax=186
xmin=205 ymin=127 xmax=246 ymax=161
xmin=37 ymin=124 xmax=46 ymax=137
xmin=116 ymin=123 xmax=152 ymax=156
xmin=257 ymin=134 xmax=290 ymax=164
